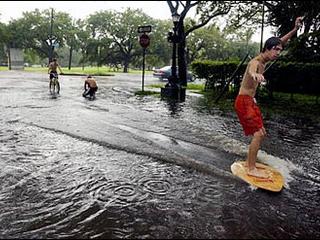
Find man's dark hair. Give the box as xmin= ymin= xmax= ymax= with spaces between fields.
xmin=262 ymin=37 xmax=282 ymax=52
xmin=52 ymin=58 xmax=57 ymax=62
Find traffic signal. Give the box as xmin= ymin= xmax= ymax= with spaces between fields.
xmin=167 ymin=32 xmax=173 ymax=43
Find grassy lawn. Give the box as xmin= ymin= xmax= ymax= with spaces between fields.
xmin=147 ymin=83 xmax=205 ymax=92
xmin=0 ymin=66 xmax=153 ymax=76
xmin=0 ymin=66 xmax=9 ymax=71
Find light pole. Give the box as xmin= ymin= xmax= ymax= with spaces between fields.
xmin=48 ymin=8 xmax=54 ymax=63
xmin=161 ymin=12 xmax=185 ymax=101
xmin=170 ymin=12 xmax=180 ymax=87
xmin=260 ymin=1 xmax=265 ymax=52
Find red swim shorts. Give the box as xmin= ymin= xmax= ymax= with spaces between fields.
xmin=234 ymin=95 xmax=264 ymax=136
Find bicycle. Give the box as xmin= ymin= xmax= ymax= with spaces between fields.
xmin=49 ymin=72 xmax=60 ymax=94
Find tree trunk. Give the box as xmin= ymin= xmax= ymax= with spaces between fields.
xmin=177 ymin=24 xmax=187 ymax=87
xmin=123 ymin=61 xmax=129 ymax=73
xmin=68 ymin=45 xmax=73 ymax=70
xmin=7 ymin=44 xmax=11 ymax=70
xmin=123 ymin=56 xmax=130 ymax=73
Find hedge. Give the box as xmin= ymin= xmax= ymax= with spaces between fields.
xmin=191 ymin=60 xmax=320 ymax=95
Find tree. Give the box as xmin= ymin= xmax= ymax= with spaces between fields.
xmin=187 ymin=23 xmax=231 ymax=62
xmin=6 ymin=8 xmax=73 ymax=63
xmin=219 ymin=1 xmax=320 ymax=62
xmin=86 ymin=8 xmax=154 ymax=72
xmin=267 ymin=1 xmax=320 ymax=62
xmin=0 ymin=22 xmax=10 ymax=64
xmin=166 ymin=1 xmax=235 ymax=87
xmin=64 ymin=19 xmax=82 ymax=69
xmin=74 ymin=19 xmax=91 ymax=69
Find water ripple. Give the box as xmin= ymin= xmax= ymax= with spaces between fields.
xmin=140 ymin=177 xmax=171 ymax=195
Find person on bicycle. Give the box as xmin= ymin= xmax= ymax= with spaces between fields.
xmin=83 ymin=75 xmax=98 ymax=99
xmin=48 ymin=58 xmax=63 ymax=80
xmin=48 ymin=58 xmax=63 ymax=94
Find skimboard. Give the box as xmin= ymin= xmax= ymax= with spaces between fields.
xmin=231 ymin=161 xmax=284 ymax=192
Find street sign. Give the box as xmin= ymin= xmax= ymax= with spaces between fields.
xmin=138 ymin=25 xmax=152 ymax=33
xmin=139 ymin=33 xmax=150 ymax=48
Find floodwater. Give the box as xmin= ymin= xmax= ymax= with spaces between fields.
xmin=0 ymin=71 xmax=319 ymax=239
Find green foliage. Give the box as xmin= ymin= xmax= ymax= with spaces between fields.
xmin=1 ymin=2 xmax=280 ymax=71
xmin=265 ymin=62 xmax=320 ymax=95
xmin=23 ymin=49 xmax=44 ymax=65
xmin=192 ymin=59 xmax=320 ymax=98
xmin=86 ymin=8 xmax=156 ymax=72
xmin=0 ymin=23 xmax=8 ymax=63
xmin=267 ymin=1 xmax=320 ymax=63
xmin=191 ymin=59 xmax=246 ymax=91
xmin=186 ymin=21 xmax=259 ymax=63
xmin=284 ymin=31 xmax=320 ymax=63
xmin=6 ymin=8 xmax=73 ymax=60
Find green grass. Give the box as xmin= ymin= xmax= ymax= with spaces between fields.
xmin=0 ymin=66 xmax=153 ymax=76
xmin=147 ymin=83 xmax=166 ymax=89
xmin=186 ymin=83 xmax=205 ymax=91
xmin=141 ymin=83 xmax=206 ymax=98
xmin=147 ymin=83 xmax=205 ymax=91
xmin=0 ymin=66 xmax=9 ymax=71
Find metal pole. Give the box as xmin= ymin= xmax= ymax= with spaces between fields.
xmin=142 ymin=48 xmax=146 ymax=92
xmin=97 ymin=45 xmax=100 ymax=71
xmin=49 ymin=8 xmax=54 ymax=63
xmin=260 ymin=1 xmax=265 ymax=52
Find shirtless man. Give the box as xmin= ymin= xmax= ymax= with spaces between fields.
xmin=83 ymin=75 xmax=98 ymax=98
xmin=48 ymin=58 xmax=63 ymax=81
xmin=234 ymin=16 xmax=303 ymax=178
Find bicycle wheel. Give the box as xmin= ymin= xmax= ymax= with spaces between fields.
xmin=56 ymin=81 xmax=60 ymax=94
xmin=49 ymin=79 xmax=54 ymax=93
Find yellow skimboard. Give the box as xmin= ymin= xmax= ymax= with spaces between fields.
xmin=231 ymin=161 xmax=284 ymax=192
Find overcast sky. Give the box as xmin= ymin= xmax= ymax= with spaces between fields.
xmin=0 ymin=1 xmax=271 ymax=43
xmin=0 ymin=1 xmax=182 ymax=22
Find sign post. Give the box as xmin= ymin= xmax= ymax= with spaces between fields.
xmin=139 ymin=32 xmax=151 ymax=92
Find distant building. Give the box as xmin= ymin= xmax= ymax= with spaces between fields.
xmin=9 ymin=48 xmax=24 ymax=70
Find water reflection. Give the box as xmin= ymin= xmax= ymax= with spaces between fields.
xmin=163 ymin=99 xmax=185 ymax=116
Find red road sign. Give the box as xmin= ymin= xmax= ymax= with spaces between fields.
xmin=139 ymin=33 xmax=150 ymax=48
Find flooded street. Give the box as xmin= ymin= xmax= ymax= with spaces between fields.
xmin=0 ymin=71 xmax=319 ymax=239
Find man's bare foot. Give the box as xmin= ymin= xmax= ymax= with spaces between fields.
xmin=247 ymin=168 xmax=270 ymax=179
xmin=243 ymin=162 xmax=265 ymax=170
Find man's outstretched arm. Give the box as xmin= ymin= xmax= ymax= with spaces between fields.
xmin=280 ymin=16 xmax=303 ymax=46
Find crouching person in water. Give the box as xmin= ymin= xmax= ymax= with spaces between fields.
xmin=83 ymin=75 xmax=98 ymax=99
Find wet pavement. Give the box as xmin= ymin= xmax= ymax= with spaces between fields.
xmin=0 ymin=70 xmax=319 ymax=239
